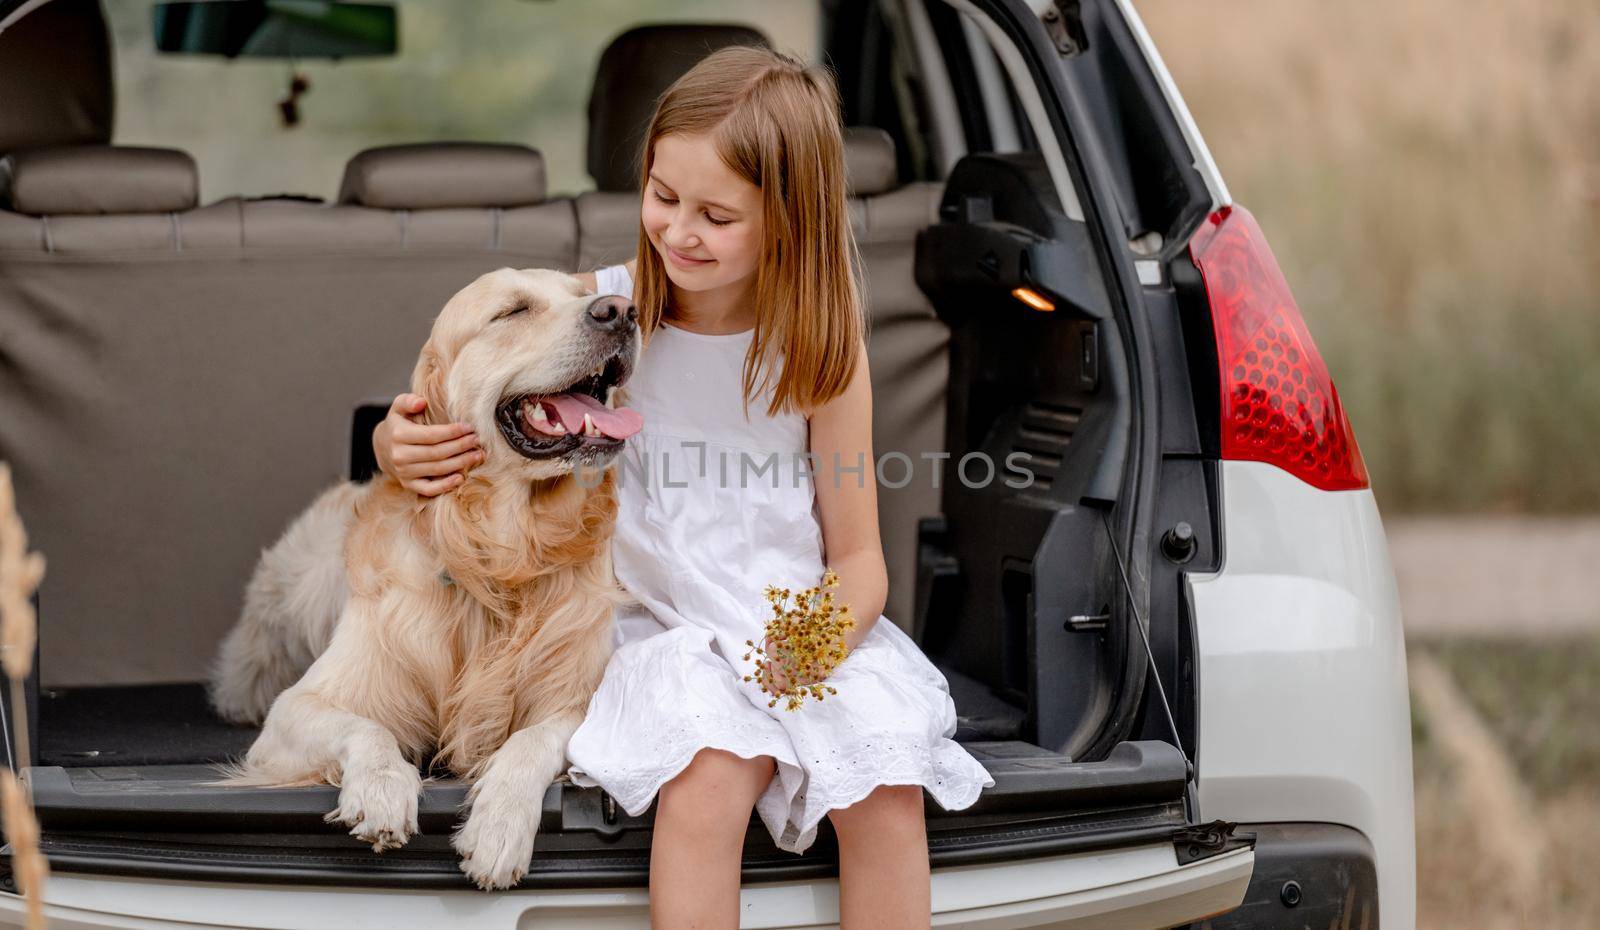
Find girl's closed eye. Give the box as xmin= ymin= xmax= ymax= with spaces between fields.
xmin=649 ymin=186 xmax=732 ymax=224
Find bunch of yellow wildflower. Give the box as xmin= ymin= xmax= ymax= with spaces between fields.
xmin=742 ymin=568 xmax=856 ymax=711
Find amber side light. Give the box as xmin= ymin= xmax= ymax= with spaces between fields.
xmin=1011 ymin=286 xmax=1055 ymax=312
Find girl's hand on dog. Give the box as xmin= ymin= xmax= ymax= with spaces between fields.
xmin=372 ymin=393 xmax=483 ymax=497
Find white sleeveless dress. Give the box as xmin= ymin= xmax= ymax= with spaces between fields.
xmin=563 ymin=262 xmax=994 ymax=855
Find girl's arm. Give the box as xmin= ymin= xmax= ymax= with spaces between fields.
xmin=806 ymin=340 xmax=889 ymax=655
xmin=372 ymin=394 xmax=481 ymax=497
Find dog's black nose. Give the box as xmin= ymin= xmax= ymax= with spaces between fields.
xmin=587 ymin=295 xmax=638 ymax=330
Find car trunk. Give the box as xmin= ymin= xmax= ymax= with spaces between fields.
xmin=25 ymin=677 xmax=1190 ymax=885
xmin=19 ymin=625 xmax=1197 ymax=888
xmin=9 ymin=152 xmax=1200 ymax=884
xmin=1 ymin=0 xmax=1231 ymax=891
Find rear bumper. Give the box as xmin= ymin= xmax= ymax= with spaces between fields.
xmin=0 ymin=843 xmax=1252 ymax=929
xmin=1199 ymin=823 xmax=1378 ymax=929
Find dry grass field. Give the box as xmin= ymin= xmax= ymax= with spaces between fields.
xmin=1411 ymin=637 xmax=1600 ymax=928
xmin=1141 ymin=0 xmax=1600 ymax=515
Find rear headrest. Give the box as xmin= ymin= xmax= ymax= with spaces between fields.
xmin=844 ymin=126 xmax=899 ymax=197
xmin=587 ymin=24 xmax=771 ymax=192
xmin=0 ymin=145 xmax=198 ymax=216
xmin=338 ymin=142 xmax=547 ymax=209
xmin=0 ymin=0 xmax=113 ymax=155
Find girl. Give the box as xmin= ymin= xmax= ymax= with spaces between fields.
xmin=372 ymin=45 xmax=993 ymax=928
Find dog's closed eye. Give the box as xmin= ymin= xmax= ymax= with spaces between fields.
xmin=494 ymin=302 xmax=532 ymax=322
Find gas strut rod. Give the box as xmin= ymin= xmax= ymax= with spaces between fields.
xmin=1098 ymin=508 xmax=1190 ymax=777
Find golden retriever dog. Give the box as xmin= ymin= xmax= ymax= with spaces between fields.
xmin=204 ymin=267 xmax=643 ymax=890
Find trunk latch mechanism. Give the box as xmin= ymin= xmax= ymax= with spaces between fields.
xmin=1172 ymin=820 xmax=1255 ymax=864
xmin=561 ymin=787 xmax=639 ymax=838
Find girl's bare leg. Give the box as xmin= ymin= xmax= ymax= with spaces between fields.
xmin=828 ymin=784 xmax=932 ymax=930
xmin=649 ymin=747 xmax=777 ymax=929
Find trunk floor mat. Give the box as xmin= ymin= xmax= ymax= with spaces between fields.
xmin=38 ymin=671 xmax=1026 ymax=769
xmin=39 ymin=683 xmax=258 ymax=767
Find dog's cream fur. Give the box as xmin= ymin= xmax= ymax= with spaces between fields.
xmin=206 ymin=267 xmax=639 ymax=890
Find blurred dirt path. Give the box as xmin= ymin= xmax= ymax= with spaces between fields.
xmin=1390 ymin=516 xmax=1600 ymax=638
xmin=1408 ymin=653 xmax=1547 ymax=923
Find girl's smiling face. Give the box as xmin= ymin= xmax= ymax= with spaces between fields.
xmin=642 ymin=132 xmax=764 ymax=291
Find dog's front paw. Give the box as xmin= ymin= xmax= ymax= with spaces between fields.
xmin=324 ymin=761 xmax=422 ymax=852
xmin=453 ymin=779 xmax=543 ymax=890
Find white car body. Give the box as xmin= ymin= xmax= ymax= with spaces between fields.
xmin=1189 ymin=460 xmax=1415 ymax=928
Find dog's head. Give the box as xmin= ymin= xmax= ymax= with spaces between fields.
xmin=411 ymin=267 xmax=643 ymax=481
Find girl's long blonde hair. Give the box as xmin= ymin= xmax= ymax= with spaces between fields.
xmin=631 ymin=44 xmax=867 ymax=419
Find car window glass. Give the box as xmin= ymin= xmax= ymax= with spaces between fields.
xmin=105 ymin=1 xmax=822 ymax=202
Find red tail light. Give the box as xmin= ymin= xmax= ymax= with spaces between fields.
xmin=1188 ymin=205 xmax=1370 ymax=491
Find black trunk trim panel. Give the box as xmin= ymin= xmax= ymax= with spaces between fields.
xmin=22 ymin=803 xmax=1188 ymax=889
xmin=17 ymin=741 xmax=1189 ymax=888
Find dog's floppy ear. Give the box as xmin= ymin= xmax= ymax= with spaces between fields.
xmin=410 ymin=343 xmax=452 ymax=428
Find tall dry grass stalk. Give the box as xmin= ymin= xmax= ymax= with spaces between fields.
xmin=1143 ymin=0 xmax=1600 ymax=513
xmin=0 ymin=462 xmax=49 ymax=929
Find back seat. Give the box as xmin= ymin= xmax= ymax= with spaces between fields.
xmin=0 ymin=26 xmax=947 ymax=689
xmin=846 ymin=131 xmax=949 ymax=639
xmin=0 ymin=143 xmax=577 ymax=687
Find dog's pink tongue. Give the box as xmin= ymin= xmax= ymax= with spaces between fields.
xmin=544 ymin=393 xmax=643 ymax=439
